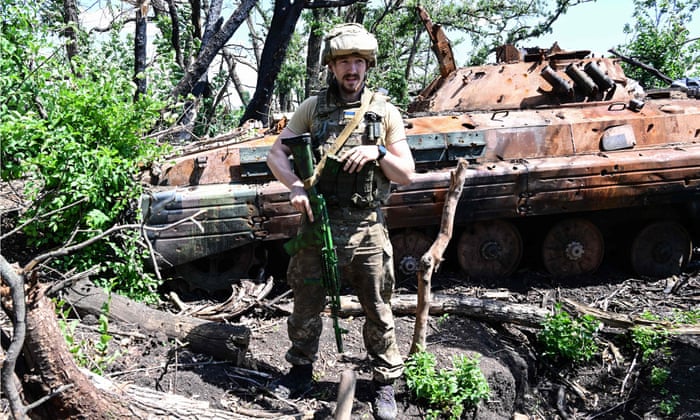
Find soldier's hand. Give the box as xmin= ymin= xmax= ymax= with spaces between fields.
xmin=340 ymin=145 xmax=379 ymax=173
xmin=290 ymin=185 xmax=314 ymax=222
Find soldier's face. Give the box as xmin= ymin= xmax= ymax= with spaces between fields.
xmin=329 ymin=55 xmax=367 ymax=95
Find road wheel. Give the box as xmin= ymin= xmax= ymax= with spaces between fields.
xmin=457 ymin=220 xmax=522 ymax=280
xmin=391 ymin=230 xmax=433 ymax=282
xmin=542 ymin=218 xmax=604 ymax=277
xmin=630 ymin=221 xmax=692 ymax=278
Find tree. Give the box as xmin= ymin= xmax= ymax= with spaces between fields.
xmin=239 ymin=0 xmax=360 ymax=126
xmin=43 ymin=0 xmax=606 ymax=135
xmin=170 ymin=0 xmax=257 ymax=140
xmin=617 ymin=0 xmax=700 ymax=88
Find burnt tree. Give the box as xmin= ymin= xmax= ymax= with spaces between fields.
xmin=239 ymin=0 xmax=361 ymax=127
xmin=171 ymin=0 xmax=255 ymax=141
xmin=0 ymin=256 xmax=132 ymax=419
xmin=134 ymin=1 xmax=148 ymax=99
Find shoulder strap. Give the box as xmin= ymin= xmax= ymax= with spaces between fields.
xmin=304 ymin=90 xmax=375 ymax=188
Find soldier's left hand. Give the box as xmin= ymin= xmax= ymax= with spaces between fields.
xmin=340 ymin=145 xmax=380 ymax=173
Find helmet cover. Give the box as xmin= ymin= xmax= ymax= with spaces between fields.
xmin=322 ymin=23 xmax=378 ymax=68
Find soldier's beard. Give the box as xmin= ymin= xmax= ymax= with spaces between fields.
xmin=339 ymin=74 xmax=363 ymax=95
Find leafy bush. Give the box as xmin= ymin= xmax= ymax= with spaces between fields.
xmin=631 ymin=312 xmax=671 ymax=362
xmin=672 ymin=308 xmax=700 ymax=324
xmin=405 ymin=348 xmax=490 ymax=420
xmin=1 ymin=3 xmax=168 ymax=302
xmin=538 ymin=303 xmax=600 ymax=363
xmin=650 ymin=366 xmax=670 ymax=386
xmin=658 ymin=394 xmax=680 ymax=416
xmin=631 ymin=325 xmax=670 ymax=361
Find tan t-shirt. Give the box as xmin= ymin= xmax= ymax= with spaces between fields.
xmin=286 ymin=95 xmax=406 ymax=146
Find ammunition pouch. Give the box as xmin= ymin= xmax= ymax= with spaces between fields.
xmin=318 ymin=154 xmax=379 ymax=208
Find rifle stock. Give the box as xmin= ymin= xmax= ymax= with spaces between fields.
xmin=282 ymin=134 xmax=346 ymax=353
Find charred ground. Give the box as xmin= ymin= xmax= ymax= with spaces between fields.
xmin=56 ymin=259 xmax=700 ymax=419
xmin=1 ymin=190 xmax=698 ymax=419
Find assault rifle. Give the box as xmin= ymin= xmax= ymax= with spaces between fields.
xmin=282 ymin=134 xmax=346 ymax=353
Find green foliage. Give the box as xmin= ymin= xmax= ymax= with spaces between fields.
xmin=365 ymin=8 xmax=417 ymax=106
xmin=1 ymin=2 xmax=167 ymax=302
xmin=672 ymin=308 xmax=700 ymax=324
xmin=405 ymin=348 xmax=490 ymax=420
xmin=619 ymin=0 xmax=700 ymax=88
xmin=55 ymin=299 xmax=120 ymax=375
xmin=538 ymin=303 xmax=600 ymax=363
xmin=658 ymin=394 xmax=680 ymax=416
xmin=631 ymin=325 xmax=670 ymax=362
xmin=436 ymin=313 xmax=450 ymax=327
xmin=629 ymin=310 xmax=685 ymax=416
xmin=275 ymin=30 xmax=307 ymax=111
xmin=650 ymin=366 xmax=670 ymax=386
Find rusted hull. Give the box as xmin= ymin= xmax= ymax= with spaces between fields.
xmin=140 ymin=50 xmax=700 ymax=280
xmin=143 ymin=133 xmax=700 ymax=266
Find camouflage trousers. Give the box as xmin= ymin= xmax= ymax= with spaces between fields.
xmin=284 ymin=208 xmax=404 ymax=383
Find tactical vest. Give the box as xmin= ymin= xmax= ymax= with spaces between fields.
xmin=310 ymin=86 xmax=392 ymax=208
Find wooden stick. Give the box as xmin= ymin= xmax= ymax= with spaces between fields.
xmin=410 ymin=159 xmax=469 ymax=354
xmin=335 ymin=369 xmax=356 ymax=420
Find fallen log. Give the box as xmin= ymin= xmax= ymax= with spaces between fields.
xmin=84 ymin=368 xmax=297 ymax=419
xmin=340 ymin=293 xmax=551 ymax=328
xmin=561 ymin=297 xmax=700 ymax=335
xmin=339 ymin=293 xmax=700 ymax=335
xmin=59 ymin=279 xmax=250 ymax=362
xmin=23 ymin=285 xmax=137 ymax=418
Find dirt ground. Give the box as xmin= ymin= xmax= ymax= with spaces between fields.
xmin=68 ymin=258 xmax=700 ymax=420
xmin=0 ymin=179 xmax=698 ymax=418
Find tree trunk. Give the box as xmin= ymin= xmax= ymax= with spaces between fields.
xmin=23 ymin=285 xmax=132 ymax=418
xmin=60 ymin=279 xmax=250 ymax=363
xmin=224 ymin=51 xmax=248 ymax=107
xmin=166 ymin=0 xmax=185 ymax=70
xmin=134 ymin=5 xmax=148 ymax=99
xmin=61 ymin=0 xmax=79 ymax=64
xmin=0 ymin=256 xmax=261 ymax=419
xmin=305 ymin=9 xmax=330 ymax=98
xmin=172 ymin=0 xmax=256 ymax=99
xmin=239 ymin=0 xmax=305 ymax=126
xmin=238 ymin=0 xmax=362 ymax=126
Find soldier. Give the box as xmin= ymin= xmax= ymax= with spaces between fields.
xmin=266 ymin=22 xmax=415 ymax=420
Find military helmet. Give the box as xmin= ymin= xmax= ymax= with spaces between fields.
xmin=322 ymin=23 xmax=378 ymax=68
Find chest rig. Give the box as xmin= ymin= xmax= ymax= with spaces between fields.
xmin=309 ymin=86 xmax=391 ymax=208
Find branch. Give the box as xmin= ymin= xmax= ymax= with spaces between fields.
xmin=0 ymin=197 xmax=88 ymax=241
xmin=171 ymin=0 xmax=256 ymax=98
xmin=166 ymin=0 xmax=185 ymax=69
xmin=0 ymin=255 xmax=29 ymax=419
xmin=23 ymin=209 xmax=205 ymax=273
xmin=410 ymin=159 xmax=469 ymax=354
xmin=561 ymin=297 xmax=700 ymax=334
xmin=608 ymin=49 xmax=674 ymax=84
xmin=302 ymin=0 xmax=364 ymax=8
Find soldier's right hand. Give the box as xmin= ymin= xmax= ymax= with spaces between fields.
xmin=290 ymin=185 xmax=314 ymax=223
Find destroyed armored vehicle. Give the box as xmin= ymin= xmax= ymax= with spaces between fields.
xmin=140 ymin=19 xmax=700 ymax=291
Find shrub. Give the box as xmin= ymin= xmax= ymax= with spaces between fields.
xmin=1 ymin=6 xmax=168 ymax=302
xmin=538 ymin=303 xmax=600 ymax=363
xmin=405 ymin=348 xmax=490 ymax=420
